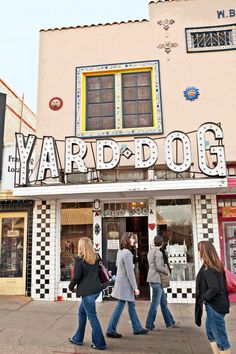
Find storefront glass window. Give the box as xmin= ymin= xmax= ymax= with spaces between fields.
xmin=156 ymin=199 xmax=194 ymax=281
xmin=0 ymin=217 xmax=24 ymax=278
xmin=60 ymin=202 xmax=93 ymax=281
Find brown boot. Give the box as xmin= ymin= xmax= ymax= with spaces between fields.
xmin=219 ymin=349 xmax=231 ymax=353
xmin=210 ymin=342 xmax=219 ymax=354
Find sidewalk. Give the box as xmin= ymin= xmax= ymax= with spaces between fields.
xmin=0 ymin=296 xmax=235 ymax=354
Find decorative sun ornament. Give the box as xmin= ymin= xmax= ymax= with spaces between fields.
xmin=183 ymin=87 xmax=200 ymax=101
xmin=49 ymin=97 xmax=63 ymax=110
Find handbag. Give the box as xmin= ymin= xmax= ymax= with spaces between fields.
xmin=224 ymin=268 xmax=236 ymax=293
xmin=98 ymin=260 xmax=110 ymax=284
xmin=160 ymin=272 xmax=170 ymax=288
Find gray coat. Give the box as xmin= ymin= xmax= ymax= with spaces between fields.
xmin=112 ymin=249 xmax=137 ymax=302
xmin=147 ymin=248 xmax=168 ymax=284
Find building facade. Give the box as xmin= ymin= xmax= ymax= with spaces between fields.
xmin=0 ymin=79 xmax=36 ymax=295
xmin=14 ymin=0 xmax=236 ymax=302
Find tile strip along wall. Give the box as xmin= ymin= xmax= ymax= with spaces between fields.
xmin=31 ymin=200 xmax=57 ymax=300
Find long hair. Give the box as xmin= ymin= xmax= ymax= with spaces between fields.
xmin=120 ymin=232 xmax=134 ymax=250
xmin=198 ymin=241 xmax=224 ymax=273
xmin=78 ymin=237 xmax=96 ymax=265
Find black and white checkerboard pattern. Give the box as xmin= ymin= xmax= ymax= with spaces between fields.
xmin=32 ymin=200 xmax=57 ymax=300
xmin=195 ymin=195 xmax=220 ymax=248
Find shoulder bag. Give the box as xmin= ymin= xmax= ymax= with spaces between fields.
xmin=224 ymin=268 xmax=236 ymax=293
xmin=160 ymin=271 xmax=170 ymax=288
xmin=96 ymin=254 xmax=110 ymax=284
xmin=99 ymin=260 xmax=110 ymax=284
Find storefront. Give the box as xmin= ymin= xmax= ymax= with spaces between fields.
xmin=0 ymin=199 xmax=34 ymax=295
xmin=14 ymin=182 xmax=227 ymax=303
xmin=0 ymin=80 xmax=36 ymax=296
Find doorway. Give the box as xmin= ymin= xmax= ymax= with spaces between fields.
xmin=0 ymin=212 xmax=28 ymax=295
xmin=102 ymin=216 xmax=149 ymax=300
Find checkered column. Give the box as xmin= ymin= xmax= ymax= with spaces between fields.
xmin=31 ymin=200 xmax=57 ymax=300
xmin=195 ymin=194 xmax=220 ymax=254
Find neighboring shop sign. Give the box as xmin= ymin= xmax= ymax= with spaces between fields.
xmin=1 ymin=143 xmax=34 ymax=190
xmin=0 ymin=93 xmax=6 ymax=181
xmin=15 ymin=122 xmax=226 ymax=186
xmin=222 ymin=207 xmax=236 ymax=218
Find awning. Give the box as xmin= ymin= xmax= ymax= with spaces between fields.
xmin=61 ymin=208 xmax=93 ymax=225
xmin=13 ymin=178 xmax=228 ymax=200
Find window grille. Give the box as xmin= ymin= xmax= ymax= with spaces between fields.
xmin=186 ymin=24 xmax=236 ymax=53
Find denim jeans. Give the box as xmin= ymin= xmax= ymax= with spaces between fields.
xmin=107 ymin=300 xmax=143 ymax=334
xmin=146 ymin=283 xmax=175 ymax=329
xmin=205 ymin=303 xmax=230 ymax=351
xmin=72 ymin=292 xmax=106 ymax=349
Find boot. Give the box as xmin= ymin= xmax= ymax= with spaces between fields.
xmin=210 ymin=342 xmax=219 ymax=354
xmin=219 ymin=350 xmax=231 ymax=353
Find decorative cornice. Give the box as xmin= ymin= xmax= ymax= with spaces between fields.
xmin=149 ymin=0 xmax=189 ymax=4
xmin=40 ymin=19 xmax=148 ymax=32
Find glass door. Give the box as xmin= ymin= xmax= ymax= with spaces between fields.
xmin=0 ymin=212 xmax=28 ymax=295
xmin=102 ymin=218 xmax=126 ymax=277
xmin=222 ymin=221 xmax=236 ymax=274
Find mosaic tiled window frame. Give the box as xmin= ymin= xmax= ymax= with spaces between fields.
xmin=75 ymin=60 xmax=163 ymax=138
xmin=186 ymin=24 xmax=236 ymax=53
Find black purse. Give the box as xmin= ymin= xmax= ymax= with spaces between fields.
xmin=96 ymin=254 xmax=110 ymax=284
xmin=99 ymin=260 xmax=110 ymax=284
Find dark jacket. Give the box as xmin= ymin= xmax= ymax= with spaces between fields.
xmin=69 ymin=256 xmax=102 ymax=297
xmin=195 ymin=265 xmax=230 ymax=327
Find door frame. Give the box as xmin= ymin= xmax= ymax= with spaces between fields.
xmin=0 ymin=211 xmax=28 ymax=295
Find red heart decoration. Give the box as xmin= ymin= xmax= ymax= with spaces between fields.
xmin=148 ymin=223 xmax=156 ymax=231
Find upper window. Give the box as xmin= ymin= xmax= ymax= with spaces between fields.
xmin=122 ymin=72 xmax=153 ymax=129
xmin=186 ymin=24 xmax=236 ymax=53
xmin=86 ymin=75 xmax=115 ymax=131
xmin=76 ymin=60 xmax=163 ymax=138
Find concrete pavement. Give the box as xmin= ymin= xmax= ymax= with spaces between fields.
xmin=0 ymin=296 xmax=235 ymax=354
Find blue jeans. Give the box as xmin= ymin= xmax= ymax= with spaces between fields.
xmin=72 ymin=292 xmax=106 ymax=349
xmin=205 ymin=303 xmax=230 ymax=351
xmin=107 ymin=300 xmax=143 ymax=334
xmin=146 ymin=283 xmax=175 ymax=329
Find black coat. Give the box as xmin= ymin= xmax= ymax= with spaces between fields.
xmin=195 ymin=265 xmax=230 ymax=327
xmin=69 ymin=256 xmax=102 ymax=297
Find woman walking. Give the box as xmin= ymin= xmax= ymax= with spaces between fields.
xmin=145 ymin=235 xmax=179 ymax=330
xmin=195 ymin=241 xmax=230 ymax=354
xmin=106 ymin=232 xmax=148 ymax=338
xmin=69 ymin=237 xmax=106 ymax=350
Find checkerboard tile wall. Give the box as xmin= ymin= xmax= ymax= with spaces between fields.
xmin=195 ymin=194 xmax=220 ymax=254
xmin=31 ymin=200 xmax=57 ymax=300
xmin=165 ymin=281 xmax=196 ymax=303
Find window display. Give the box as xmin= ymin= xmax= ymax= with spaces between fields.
xmin=0 ymin=217 xmax=24 ymax=278
xmin=60 ymin=202 xmax=93 ymax=281
xmin=222 ymin=222 xmax=236 ymax=275
xmin=156 ymin=199 xmax=194 ymax=281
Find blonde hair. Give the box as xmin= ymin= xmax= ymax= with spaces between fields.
xmin=198 ymin=241 xmax=224 ymax=273
xmin=78 ymin=237 xmax=96 ymax=265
